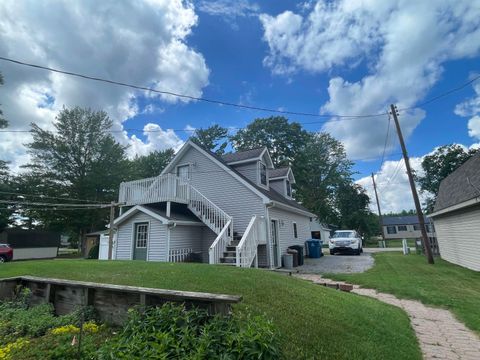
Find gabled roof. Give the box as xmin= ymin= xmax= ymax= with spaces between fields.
xmin=114 ymin=204 xmax=202 ymax=226
xmin=433 ymin=152 xmax=480 ymax=213
xmin=162 ymin=140 xmax=315 ymax=217
xmin=221 ymin=147 xmax=265 ymax=163
xmin=269 ymin=167 xmax=296 ymax=183
xmin=382 ymin=216 xmax=431 ymax=226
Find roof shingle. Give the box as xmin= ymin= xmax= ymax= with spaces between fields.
xmin=221 ymin=147 xmax=265 ymax=163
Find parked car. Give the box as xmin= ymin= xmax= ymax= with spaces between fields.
xmin=328 ymin=230 xmax=362 ymax=255
xmin=0 ymin=243 xmax=13 ymax=262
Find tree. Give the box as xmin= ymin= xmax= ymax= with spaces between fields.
xmin=294 ymin=132 xmax=354 ymax=224
xmin=0 ymin=161 xmax=14 ymax=231
xmin=22 ymin=106 xmax=130 ymax=251
xmin=416 ymin=144 xmax=478 ymax=212
xmin=129 ymin=149 xmax=175 ymax=179
xmin=191 ymin=125 xmax=229 ymax=155
xmin=230 ymin=116 xmax=309 ymax=166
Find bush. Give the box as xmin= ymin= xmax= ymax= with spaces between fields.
xmin=87 ymin=244 xmax=99 ymax=259
xmin=98 ymin=303 xmax=282 ymax=359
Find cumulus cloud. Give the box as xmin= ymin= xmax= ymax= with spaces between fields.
xmin=0 ymin=0 xmax=209 ymax=170
xmin=260 ymin=0 xmax=480 ymax=160
xmin=455 ymin=81 xmax=480 ymax=140
xmin=198 ymin=0 xmax=259 ymax=23
xmin=128 ymin=123 xmax=184 ymax=157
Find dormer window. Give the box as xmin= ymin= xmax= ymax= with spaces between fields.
xmin=260 ymin=163 xmax=267 ymax=186
xmin=286 ymin=179 xmax=292 ymax=197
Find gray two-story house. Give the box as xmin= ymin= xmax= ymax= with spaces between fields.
xmin=112 ymin=140 xmax=315 ymax=268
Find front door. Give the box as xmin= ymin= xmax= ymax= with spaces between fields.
xmin=133 ymin=222 xmax=148 ymax=260
xmin=270 ymin=220 xmax=279 ymax=267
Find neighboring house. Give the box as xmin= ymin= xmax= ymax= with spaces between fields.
xmin=382 ymin=216 xmax=436 ymax=240
xmin=115 ymin=141 xmax=316 ymax=268
xmin=309 ymin=218 xmax=331 ymax=243
xmin=0 ymin=229 xmax=60 ymax=260
xmin=429 ymin=153 xmax=480 ymax=271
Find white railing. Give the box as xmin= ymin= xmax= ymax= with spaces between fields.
xmin=119 ymin=174 xmax=189 ymax=206
xmin=188 ymin=187 xmax=231 ymax=235
xmin=169 ymin=248 xmax=193 ymax=262
xmin=209 ymin=219 xmax=232 ymax=264
xmin=236 ymin=215 xmax=266 ymax=268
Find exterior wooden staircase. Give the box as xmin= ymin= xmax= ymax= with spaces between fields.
xmin=220 ymin=233 xmax=242 ymax=265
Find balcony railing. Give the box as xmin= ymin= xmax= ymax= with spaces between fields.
xmin=119 ymin=174 xmax=189 ymax=206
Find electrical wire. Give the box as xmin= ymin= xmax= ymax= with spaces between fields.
xmin=0 ymin=199 xmax=110 ymax=207
xmin=0 ymin=190 xmax=105 ymax=204
xmin=0 ymin=56 xmax=388 ymax=119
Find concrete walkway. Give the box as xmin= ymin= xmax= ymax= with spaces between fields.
xmin=296 ymin=274 xmax=480 ymax=360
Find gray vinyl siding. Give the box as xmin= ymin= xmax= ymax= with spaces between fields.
xmin=432 ymin=205 xmax=480 ymax=271
xmin=268 ymin=207 xmax=311 ymax=257
xmin=115 ymin=212 xmax=167 ymax=261
xmin=169 ymin=225 xmax=203 ymax=252
xmin=167 ymin=147 xmax=265 ymax=234
xmin=201 ymin=227 xmax=218 ymax=263
xmin=231 ymin=162 xmax=258 ymax=185
xmin=269 ymin=179 xmax=285 ymax=196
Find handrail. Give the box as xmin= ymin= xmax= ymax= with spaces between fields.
xmin=236 ymin=215 xmax=263 ymax=268
xmin=209 ymin=219 xmax=232 ymax=264
xmin=188 ymin=186 xmax=231 ymax=234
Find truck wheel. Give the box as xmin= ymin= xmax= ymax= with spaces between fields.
xmin=0 ymin=256 xmax=5 ymax=263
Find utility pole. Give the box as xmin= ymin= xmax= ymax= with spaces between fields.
xmin=108 ymin=201 xmax=116 ymax=260
xmin=390 ymin=104 xmax=434 ymax=264
xmin=371 ymin=173 xmax=386 ymax=246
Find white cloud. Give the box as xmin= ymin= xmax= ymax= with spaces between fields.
xmin=128 ymin=123 xmax=184 ymax=157
xmin=0 ymin=0 xmax=209 ymax=169
xmin=455 ymin=81 xmax=480 ymax=140
xmin=260 ymin=0 xmax=480 ymax=160
xmin=198 ymin=0 xmax=259 ymax=19
xmin=357 ymin=156 xmax=427 ymax=213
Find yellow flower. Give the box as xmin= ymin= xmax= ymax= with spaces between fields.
xmin=0 ymin=338 xmax=29 ymax=360
xmin=51 ymin=322 xmax=99 ymax=335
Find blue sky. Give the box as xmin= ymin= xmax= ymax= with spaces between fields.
xmin=1 ymin=0 xmax=479 ymax=211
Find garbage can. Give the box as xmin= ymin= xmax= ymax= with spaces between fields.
xmin=282 ymin=253 xmax=293 ymax=269
xmin=306 ymin=239 xmax=321 ymax=258
xmin=287 ymin=248 xmax=298 ymax=267
xmin=288 ymin=245 xmax=304 ymax=266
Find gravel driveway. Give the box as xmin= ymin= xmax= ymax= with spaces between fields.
xmin=298 ymin=250 xmax=375 ymax=274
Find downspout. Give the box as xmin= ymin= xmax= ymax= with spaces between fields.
xmin=265 ymin=201 xmax=275 ymax=269
xmin=167 ymin=222 xmax=177 ymax=262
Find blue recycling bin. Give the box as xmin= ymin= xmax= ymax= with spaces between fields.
xmin=306 ymin=239 xmax=322 ymax=258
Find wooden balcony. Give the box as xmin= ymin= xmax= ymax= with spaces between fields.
xmin=119 ymin=174 xmax=189 ymax=206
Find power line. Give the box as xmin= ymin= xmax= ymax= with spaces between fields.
xmin=0 ymin=56 xmax=388 ymax=119
xmin=0 ymin=199 xmax=110 ymax=207
xmin=379 ymin=112 xmax=391 ymax=170
xmin=0 ymin=190 xmax=105 ymax=204
xmin=0 ymin=206 xmax=107 ymax=211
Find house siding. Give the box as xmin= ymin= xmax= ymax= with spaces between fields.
xmin=269 ymin=179 xmax=285 ymax=196
xmin=169 ymin=225 xmax=203 ymax=252
xmin=432 ymin=205 xmax=480 ymax=271
xmin=115 ymin=212 xmax=167 ymax=261
xmin=383 ymin=225 xmax=435 ymax=240
xmin=231 ymin=162 xmax=258 ymax=185
xmin=166 ymin=146 xmax=266 ymax=234
xmin=268 ymin=207 xmax=311 ymax=258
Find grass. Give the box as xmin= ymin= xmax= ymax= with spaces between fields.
xmin=384 ymin=239 xmax=416 ymax=248
xmin=328 ymin=252 xmax=480 ymax=335
xmin=0 ymin=260 xmax=421 ymax=360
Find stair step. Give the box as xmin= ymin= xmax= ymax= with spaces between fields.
xmin=226 ymin=246 xmax=237 ymax=252
xmin=230 ymin=240 xmax=240 ymax=246
xmin=223 ymin=251 xmax=236 ymax=257
xmin=220 ymin=257 xmax=237 ymax=264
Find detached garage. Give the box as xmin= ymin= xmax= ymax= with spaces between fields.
xmin=430 ymin=153 xmax=480 ymax=271
xmin=0 ymin=229 xmax=60 ymax=260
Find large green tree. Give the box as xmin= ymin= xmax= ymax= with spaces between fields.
xmin=230 ymin=116 xmax=309 ymax=166
xmin=129 ymin=149 xmax=175 ymax=179
xmin=191 ymin=124 xmax=229 ymax=155
xmin=0 ymin=72 xmax=13 ymax=231
xmin=416 ymin=144 xmax=478 ymax=212
xmin=21 ymin=107 xmax=130 ymax=250
xmin=0 ymin=73 xmax=7 ymax=129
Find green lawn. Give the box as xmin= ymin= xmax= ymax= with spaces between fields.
xmin=0 ymin=260 xmax=421 ymax=360
xmin=328 ymin=253 xmax=480 ymax=335
xmin=384 ymin=239 xmax=416 ymax=248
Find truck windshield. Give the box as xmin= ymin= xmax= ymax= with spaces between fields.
xmin=333 ymin=232 xmax=354 ymax=238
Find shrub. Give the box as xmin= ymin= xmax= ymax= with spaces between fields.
xmin=87 ymin=244 xmax=99 ymax=259
xmin=98 ymin=303 xmax=282 ymax=359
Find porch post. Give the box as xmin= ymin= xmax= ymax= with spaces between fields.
xmin=166 ymin=201 xmax=171 ymax=218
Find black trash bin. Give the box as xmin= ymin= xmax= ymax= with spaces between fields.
xmin=288 ymin=245 xmax=304 ymax=266
xmin=287 ymin=248 xmax=298 ymax=267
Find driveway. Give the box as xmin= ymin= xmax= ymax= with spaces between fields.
xmin=298 ymin=250 xmax=375 ymax=274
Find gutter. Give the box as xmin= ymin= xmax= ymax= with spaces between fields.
xmin=429 ymin=196 xmax=480 ymax=218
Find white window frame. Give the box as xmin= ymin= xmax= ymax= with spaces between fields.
xmin=293 ymin=222 xmax=298 ymax=239
xmin=286 ymin=179 xmax=292 ymax=198
xmin=386 ymin=226 xmax=397 ymax=234
xmin=134 ymin=222 xmax=149 ymax=249
xmin=258 ymin=161 xmax=268 ymax=188
xmin=397 ymin=225 xmax=408 ymax=232
xmin=176 ymin=163 xmax=191 ymax=180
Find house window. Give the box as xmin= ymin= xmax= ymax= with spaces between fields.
xmin=293 ymin=222 xmax=298 ymax=238
xmin=425 ymin=224 xmax=434 ymax=233
xmin=386 ymin=226 xmax=397 ymax=234
xmin=135 ymin=223 xmax=148 ymax=248
xmin=413 ymin=224 xmax=421 ymax=231
xmin=260 ymin=162 xmax=267 ymax=186
xmin=398 ymin=225 xmax=407 ymax=231
xmin=286 ymin=179 xmax=292 ymax=197
xmin=177 ymin=164 xmax=190 ymax=180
